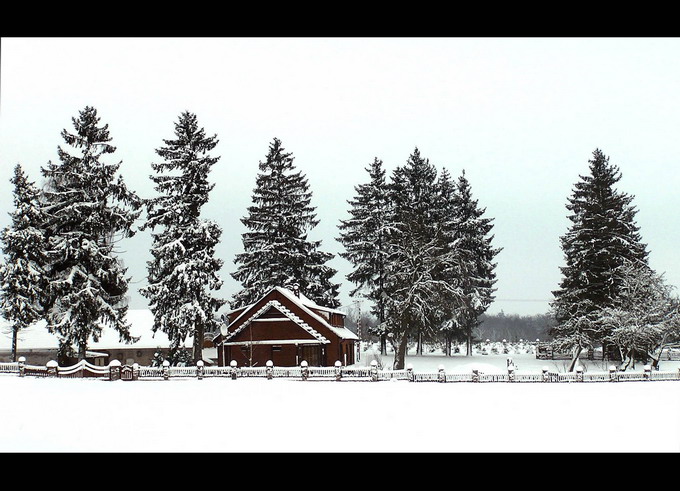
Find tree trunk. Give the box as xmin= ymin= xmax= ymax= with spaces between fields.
xmin=445 ymin=335 xmax=451 ymax=357
xmin=11 ymin=328 xmax=18 ymax=363
xmin=466 ymin=328 xmax=473 ymax=356
xmin=393 ymin=334 xmax=409 ymax=370
xmin=568 ymin=347 xmax=582 ymax=372
xmin=416 ymin=330 xmax=422 ymax=355
xmin=78 ymin=343 xmax=87 ymax=362
xmin=380 ymin=334 xmax=387 ymax=355
xmin=193 ymin=323 xmax=204 ymax=365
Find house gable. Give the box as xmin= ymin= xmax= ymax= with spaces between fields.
xmin=226 ymin=300 xmax=330 ymax=345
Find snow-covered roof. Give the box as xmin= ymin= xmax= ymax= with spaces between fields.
xmin=219 ymin=286 xmax=358 ymax=341
xmin=276 ymin=287 xmax=347 ymax=316
xmin=0 ymin=309 xmax=192 ymax=352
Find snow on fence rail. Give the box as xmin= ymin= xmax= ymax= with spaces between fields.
xmin=1 ymin=357 xmax=679 ymax=384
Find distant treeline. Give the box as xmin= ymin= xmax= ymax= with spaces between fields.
xmin=476 ymin=312 xmax=555 ymax=343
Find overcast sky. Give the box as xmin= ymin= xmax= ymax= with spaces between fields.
xmin=1 ymin=37 xmax=679 ymax=317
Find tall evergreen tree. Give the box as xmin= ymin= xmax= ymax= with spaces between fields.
xmin=551 ymin=148 xmax=649 ymax=368
xmin=433 ymin=168 xmax=466 ymax=356
xmin=141 ymin=111 xmax=225 ymax=365
xmin=232 ymin=138 xmax=340 ymax=309
xmin=382 ymin=148 xmax=464 ymax=369
xmin=40 ymin=106 xmax=141 ymax=361
xmin=0 ymin=164 xmax=47 ymax=361
xmin=337 ymin=157 xmax=390 ymax=352
xmin=449 ymin=170 xmax=501 ymax=356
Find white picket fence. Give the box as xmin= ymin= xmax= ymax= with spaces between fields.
xmin=1 ymin=358 xmax=678 ymax=383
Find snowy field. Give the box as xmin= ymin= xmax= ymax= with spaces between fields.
xmin=1 ymin=352 xmax=680 ymax=453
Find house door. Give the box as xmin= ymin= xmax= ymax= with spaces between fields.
xmin=300 ymin=345 xmax=321 ymax=366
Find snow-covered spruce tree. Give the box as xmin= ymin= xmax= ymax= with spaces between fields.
xmin=598 ymin=259 xmax=680 ymax=370
xmin=141 ymin=111 xmax=225 ymax=365
xmin=232 ymin=138 xmax=340 ymax=309
xmin=447 ymin=169 xmax=501 ymax=357
xmin=40 ymin=106 xmax=141 ymax=361
xmin=433 ymin=168 xmax=467 ymax=357
xmin=382 ymin=148 xmax=464 ymax=369
xmin=551 ymin=149 xmax=649 ymax=370
xmin=0 ymin=164 xmax=47 ymax=361
xmin=337 ymin=157 xmax=390 ymax=353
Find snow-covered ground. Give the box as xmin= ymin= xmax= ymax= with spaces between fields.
xmin=1 ymin=351 xmax=679 ymax=453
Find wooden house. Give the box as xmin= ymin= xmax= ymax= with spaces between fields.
xmin=213 ymin=286 xmax=358 ymax=367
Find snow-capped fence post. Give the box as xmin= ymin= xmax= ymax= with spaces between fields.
xmin=230 ymin=360 xmax=238 ymax=380
xmin=472 ymin=369 xmax=479 ymax=383
xmin=162 ymin=360 xmax=170 ymax=380
xmin=301 ymin=360 xmax=309 ymax=381
xmin=196 ymin=360 xmax=204 ymax=380
xmin=109 ymin=359 xmax=121 ymax=381
xmin=18 ymin=356 xmax=25 ymax=377
xmin=334 ymin=360 xmax=342 ymax=381
xmin=46 ymin=360 xmax=58 ymax=378
xmin=407 ymin=363 xmax=414 ymax=382
xmin=507 ymin=363 xmax=516 ymax=382
xmin=266 ymin=360 xmax=273 ymax=380
xmin=644 ymin=365 xmax=652 ymax=380
xmin=609 ymin=365 xmax=618 ymax=382
xmin=575 ymin=365 xmax=584 ymax=382
xmin=542 ymin=367 xmax=550 ymax=383
xmin=132 ymin=363 xmax=139 ymax=381
xmin=438 ymin=365 xmax=446 ymax=383
xmin=370 ymin=360 xmax=378 ymax=381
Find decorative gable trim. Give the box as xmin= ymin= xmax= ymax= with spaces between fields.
xmin=225 ymin=300 xmax=330 ymax=344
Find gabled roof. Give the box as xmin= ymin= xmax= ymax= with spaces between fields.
xmin=226 ymin=299 xmax=331 ymax=344
xmin=218 ymin=287 xmax=358 ymax=342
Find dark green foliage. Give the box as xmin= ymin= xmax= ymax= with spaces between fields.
xmin=141 ymin=111 xmax=225 ymax=365
xmin=232 ymin=138 xmax=340 ymax=309
xmin=551 ymin=149 xmax=649 ymax=353
xmin=40 ymin=106 xmax=141 ymax=359
xmin=337 ymin=157 xmax=390 ymax=345
xmin=0 ymin=165 xmax=47 ymax=361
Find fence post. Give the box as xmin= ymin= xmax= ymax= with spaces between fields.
xmin=370 ymin=360 xmax=378 ymax=382
xmin=18 ymin=356 xmax=25 ymax=377
xmin=301 ymin=360 xmax=309 ymax=381
xmin=609 ymin=365 xmax=618 ymax=382
xmin=46 ymin=360 xmax=58 ymax=378
xmin=230 ymin=360 xmax=238 ymax=380
xmin=438 ymin=365 xmax=446 ymax=383
xmin=406 ymin=363 xmax=414 ymax=382
xmin=542 ymin=367 xmax=550 ymax=383
xmin=196 ymin=360 xmax=204 ymax=380
xmin=266 ymin=360 xmax=273 ymax=380
xmin=334 ymin=360 xmax=342 ymax=381
xmin=576 ymin=365 xmax=583 ymax=382
xmin=644 ymin=365 xmax=652 ymax=380
xmin=507 ymin=363 xmax=515 ymax=382
xmin=472 ymin=369 xmax=479 ymax=383
xmin=109 ymin=359 xmax=121 ymax=381
xmin=162 ymin=360 xmax=170 ymax=380
xmin=132 ymin=363 xmax=139 ymax=381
